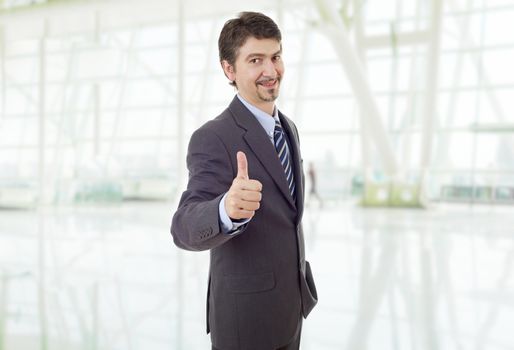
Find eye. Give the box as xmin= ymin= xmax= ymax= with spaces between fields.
xmin=273 ymin=55 xmax=281 ymax=62
xmin=249 ymin=58 xmax=261 ymax=64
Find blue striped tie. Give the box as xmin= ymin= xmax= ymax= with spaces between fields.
xmin=274 ymin=120 xmax=296 ymax=200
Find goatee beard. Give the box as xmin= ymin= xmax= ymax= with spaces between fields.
xmin=256 ymin=79 xmax=280 ymax=102
xmin=258 ymin=89 xmax=279 ymax=102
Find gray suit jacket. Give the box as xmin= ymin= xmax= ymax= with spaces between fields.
xmin=171 ymin=96 xmax=317 ymax=350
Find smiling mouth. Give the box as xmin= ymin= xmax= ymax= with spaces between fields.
xmin=258 ymin=79 xmax=278 ymax=88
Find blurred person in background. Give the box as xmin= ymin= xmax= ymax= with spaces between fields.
xmin=307 ymin=162 xmax=323 ymax=208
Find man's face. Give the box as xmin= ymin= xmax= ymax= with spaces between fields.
xmin=222 ymin=37 xmax=284 ymax=111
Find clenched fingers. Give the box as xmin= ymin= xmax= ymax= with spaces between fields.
xmin=232 ymin=178 xmax=263 ymax=192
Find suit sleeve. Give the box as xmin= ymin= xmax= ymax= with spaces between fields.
xmin=171 ymin=126 xmax=246 ymax=251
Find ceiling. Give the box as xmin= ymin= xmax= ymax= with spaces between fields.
xmin=0 ymin=0 xmax=313 ymax=41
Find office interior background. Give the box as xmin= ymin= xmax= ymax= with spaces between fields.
xmin=0 ymin=0 xmax=513 ymax=349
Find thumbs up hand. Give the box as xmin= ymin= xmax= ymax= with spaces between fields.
xmin=225 ymin=151 xmax=263 ymax=220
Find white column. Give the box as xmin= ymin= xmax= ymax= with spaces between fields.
xmin=37 ymin=22 xmax=50 ymax=350
xmin=314 ymin=0 xmax=398 ymax=176
xmin=94 ymin=84 xmax=100 ymax=156
xmin=0 ymin=25 xmax=5 ymax=120
xmin=0 ymin=273 xmax=6 ymax=350
xmin=38 ymin=20 xmax=48 ymax=205
xmin=94 ymin=12 xmax=101 ymax=157
xmin=353 ymin=0 xmax=372 ymax=179
xmin=176 ymin=3 xmax=186 ymax=350
xmin=176 ymin=0 xmax=186 ymax=195
xmin=420 ymin=0 xmax=443 ymax=185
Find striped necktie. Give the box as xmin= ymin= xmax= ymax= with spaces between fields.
xmin=274 ymin=119 xmax=296 ymax=200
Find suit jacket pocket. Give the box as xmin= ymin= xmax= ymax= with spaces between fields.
xmin=300 ymin=261 xmax=318 ymax=318
xmin=224 ymin=272 xmax=275 ymax=294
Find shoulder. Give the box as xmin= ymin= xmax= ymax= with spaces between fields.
xmin=280 ymin=112 xmax=295 ymax=125
xmin=203 ymin=108 xmax=235 ymax=132
xmin=279 ymin=112 xmax=300 ymax=140
xmin=190 ymin=107 xmax=239 ymax=146
xmin=279 ymin=112 xmax=298 ymax=130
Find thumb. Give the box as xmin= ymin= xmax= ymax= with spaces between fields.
xmin=236 ymin=151 xmax=249 ymax=180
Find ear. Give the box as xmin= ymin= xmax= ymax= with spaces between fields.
xmin=221 ymin=60 xmax=236 ymax=82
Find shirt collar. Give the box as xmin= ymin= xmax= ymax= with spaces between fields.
xmin=237 ymin=94 xmax=279 ymax=137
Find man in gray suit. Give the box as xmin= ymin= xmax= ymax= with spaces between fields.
xmin=171 ymin=12 xmax=317 ymax=350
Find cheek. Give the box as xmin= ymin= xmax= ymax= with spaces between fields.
xmin=248 ymin=71 xmax=263 ymax=84
xmin=276 ymin=63 xmax=285 ymax=76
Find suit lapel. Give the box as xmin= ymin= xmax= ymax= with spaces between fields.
xmin=279 ymin=112 xmax=304 ymax=222
xmin=228 ymin=96 xmax=296 ymax=209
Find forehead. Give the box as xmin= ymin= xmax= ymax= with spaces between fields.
xmin=236 ymin=37 xmax=282 ymax=59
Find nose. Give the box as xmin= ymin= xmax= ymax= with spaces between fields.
xmin=262 ymin=59 xmax=277 ymax=77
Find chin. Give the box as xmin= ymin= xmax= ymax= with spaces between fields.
xmin=259 ymin=94 xmax=278 ymax=103
xmin=259 ymin=89 xmax=279 ymax=101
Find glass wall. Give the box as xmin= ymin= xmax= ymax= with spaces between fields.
xmin=0 ymin=0 xmax=513 ymax=207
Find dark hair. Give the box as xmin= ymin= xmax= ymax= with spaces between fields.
xmin=218 ymin=12 xmax=281 ymax=86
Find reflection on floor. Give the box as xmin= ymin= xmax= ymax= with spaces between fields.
xmin=1 ymin=201 xmax=514 ymax=349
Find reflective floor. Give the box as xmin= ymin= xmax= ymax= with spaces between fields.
xmin=1 ymin=201 xmax=514 ymax=349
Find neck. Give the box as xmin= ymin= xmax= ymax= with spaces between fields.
xmin=258 ymin=102 xmax=275 ymax=116
xmin=238 ymin=93 xmax=275 ymax=116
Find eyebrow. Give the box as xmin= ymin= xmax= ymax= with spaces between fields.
xmin=245 ymin=50 xmax=282 ymax=61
